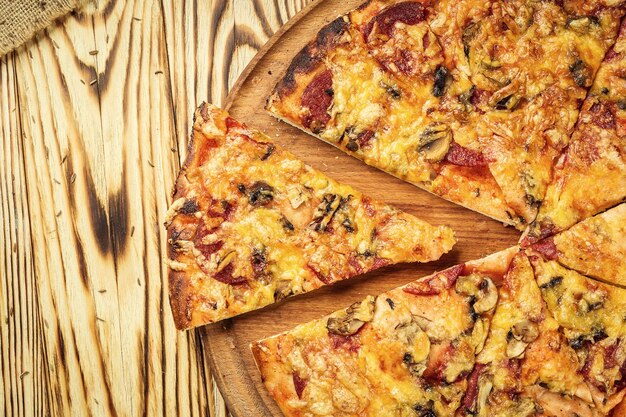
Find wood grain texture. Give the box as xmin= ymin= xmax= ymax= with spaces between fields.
xmin=0 ymin=0 xmax=309 ymax=416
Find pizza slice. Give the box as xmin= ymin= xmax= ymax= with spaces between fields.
xmin=266 ymin=0 xmax=625 ymax=228
xmin=165 ymin=103 xmax=455 ymax=329
xmin=251 ymin=248 xmax=516 ymax=417
xmin=433 ymin=0 xmax=625 ymax=224
xmin=461 ymin=251 xmax=599 ymax=417
xmin=528 ymin=18 xmax=626 ymax=241
xmin=529 ymin=203 xmax=626 ymax=287
xmin=527 ymin=255 xmax=626 ymax=415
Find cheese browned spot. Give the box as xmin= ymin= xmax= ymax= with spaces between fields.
xmin=165 ymin=103 xmax=455 ymax=329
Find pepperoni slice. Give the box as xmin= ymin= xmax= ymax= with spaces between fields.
xmin=194 ymin=219 xmax=223 ymax=259
xmin=589 ymin=101 xmax=616 ymax=129
xmin=329 ymin=333 xmax=361 ymax=352
xmin=403 ymin=265 xmax=463 ymax=296
xmin=444 ymin=142 xmax=487 ymax=167
xmin=363 ymin=2 xmax=428 ymax=41
xmin=302 ymin=69 xmax=333 ymax=133
xmin=462 ymin=364 xmax=486 ymax=411
xmin=530 ymin=237 xmax=559 ymax=261
xmin=212 ymin=263 xmax=247 ymax=285
xmin=292 ymin=372 xmax=307 ymax=399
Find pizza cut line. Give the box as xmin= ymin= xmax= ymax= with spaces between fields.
xmin=252 ymin=205 xmax=626 ymax=416
xmin=165 ymin=103 xmax=455 ymax=329
xmin=266 ymin=0 xmax=626 ymax=232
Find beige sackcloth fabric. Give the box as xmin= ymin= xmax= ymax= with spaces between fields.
xmin=0 ymin=0 xmax=86 ymax=56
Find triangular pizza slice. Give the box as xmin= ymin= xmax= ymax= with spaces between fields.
xmin=529 ymin=203 xmax=626 ymax=287
xmin=528 ymin=19 xmax=626 ymax=242
xmin=252 ymin=248 xmax=515 ymax=417
xmin=165 ymin=103 xmax=455 ymax=329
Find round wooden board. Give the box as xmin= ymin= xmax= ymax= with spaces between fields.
xmin=200 ymin=1 xmax=520 ymax=415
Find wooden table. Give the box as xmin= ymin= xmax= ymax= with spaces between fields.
xmin=0 ymin=0 xmax=309 ymax=415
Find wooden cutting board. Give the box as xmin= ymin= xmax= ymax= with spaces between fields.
xmin=199 ymin=1 xmax=520 ymax=415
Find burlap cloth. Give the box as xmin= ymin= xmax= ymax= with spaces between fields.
xmin=0 ymin=0 xmax=85 ymax=56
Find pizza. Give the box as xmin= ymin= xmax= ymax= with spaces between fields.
xmin=165 ymin=103 xmax=455 ymax=329
xmin=530 ymin=203 xmax=626 ymax=287
xmin=266 ymin=0 xmax=625 ymax=229
xmin=528 ymin=19 xmax=626 ymax=242
xmin=252 ymin=241 xmax=626 ymax=416
xmin=252 ymin=247 xmax=516 ymax=417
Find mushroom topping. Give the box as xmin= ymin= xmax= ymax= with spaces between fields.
xmin=471 ymin=317 xmax=489 ymax=354
xmin=578 ymin=291 xmax=606 ymax=313
xmin=418 ymin=123 xmax=452 ymax=162
xmin=512 ymin=320 xmax=540 ymax=343
xmin=473 ymin=278 xmax=498 ymax=314
xmin=273 ymin=280 xmax=295 ymax=301
xmin=476 ymin=377 xmax=493 ymax=415
xmin=327 ymin=296 xmax=375 ymax=336
xmin=432 ymin=65 xmax=449 ymax=97
xmin=248 ymin=181 xmax=274 ymax=206
xmin=462 ymin=21 xmax=481 ymax=58
xmin=567 ymin=16 xmax=599 ymax=34
xmin=380 ymin=81 xmax=401 ymax=99
xmin=489 ymin=80 xmax=522 ymax=111
xmin=456 ymin=274 xmax=498 ymax=315
xmin=216 ymin=250 xmax=236 ymax=273
xmin=309 ymin=194 xmax=348 ymax=232
xmin=459 ymin=86 xmax=476 ymax=110
xmin=570 ymin=59 xmax=592 ymax=88
xmin=506 ymin=320 xmax=539 ymax=358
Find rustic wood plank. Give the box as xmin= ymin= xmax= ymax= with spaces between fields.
xmin=0 ymin=0 xmax=309 ymax=416
xmin=0 ymin=52 xmax=50 ymax=417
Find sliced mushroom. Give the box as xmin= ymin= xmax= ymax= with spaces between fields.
xmin=567 ymin=16 xmax=599 ymax=34
xmin=570 ymin=59 xmax=592 ymax=88
xmin=455 ymin=274 xmax=498 ymax=315
xmin=489 ymin=80 xmax=522 ymax=111
xmin=507 ymin=339 xmax=528 ymax=359
xmin=455 ymin=274 xmax=482 ymax=296
xmin=512 ymin=320 xmax=539 ymax=343
xmin=459 ymin=86 xmax=476 ymax=110
xmin=403 ymin=352 xmax=428 ymax=378
xmin=506 ymin=320 xmax=539 ymax=358
xmin=476 ymin=377 xmax=493 ymax=416
xmin=432 ymin=65 xmax=449 ymax=97
xmin=248 ymin=181 xmax=274 ymax=206
xmin=274 ymin=280 xmax=295 ymax=301
xmin=309 ymin=194 xmax=342 ymax=232
xmin=472 ymin=278 xmax=498 ymax=314
xmin=327 ymin=296 xmax=376 ymax=336
xmin=580 ymin=291 xmax=606 ymax=313
xmin=418 ymin=123 xmax=452 ymax=162
xmin=216 ymin=250 xmax=236 ymax=273
xmin=471 ymin=317 xmax=489 ymax=354
xmin=462 ymin=21 xmax=481 ymax=58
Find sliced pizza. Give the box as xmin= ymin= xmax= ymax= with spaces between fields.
xmin=530 ymin=203 xmax=626 ymax=287
xmin=165 ymin=103 xmax=455 ymax=329
xmin=527 ymin=255 xmax=626 ymax=415
xmin=462 ymin=251 xmax=601 ymax=417
xmin=251 ymin=248 xmax=516 ymax=417
xmin=529 ymin=18 xmax=626 ymax=241
xmin=266 ymin=0 xmax=625 ymax=228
